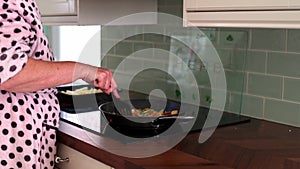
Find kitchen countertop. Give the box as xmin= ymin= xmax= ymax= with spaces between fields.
xmin=57 ymin=111 xmax=300 ymax=169
xmin=56 ymin=86 xmax=299 ymax=169
xmin=57 ymin=114 xmax=234 ymax=169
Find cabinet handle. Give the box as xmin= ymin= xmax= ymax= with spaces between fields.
xmin=55 ymin=156 xmax=70 ymax=164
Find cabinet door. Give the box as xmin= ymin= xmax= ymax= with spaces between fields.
xmin=55 ymin=143 xmax=113 ymax=169
xmin=184 ymin=0 xmax=300 ymax=28
xmin=36 ymin=0 xmax=77 ymax=16
xmin=290 ymin=0 xmax=300 ymax=7
xmin=185 ymin=0 xmax=287 ymax=11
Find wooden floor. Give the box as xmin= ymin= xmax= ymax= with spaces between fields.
xmin=176 ymin=118 xmax=300 ymax=169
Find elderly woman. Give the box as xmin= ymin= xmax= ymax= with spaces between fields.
xmin=0 ymin=0 xmax=119 ymax=168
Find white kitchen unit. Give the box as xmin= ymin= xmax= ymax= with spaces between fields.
xmin=55 ymin=143 xmax=114 ymax=169
xmin=36 ymin=0 xmax=77 ymax=16
xmin=36 ymin=0 xmax=78 ymax=24
xmin=183 ymin=0 xmax=300 ymax=28
xmin=36 ymin=0 xmax=157 ymax=25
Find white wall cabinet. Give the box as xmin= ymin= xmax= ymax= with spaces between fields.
xmin=55 ymin=143 xmax=114 ymax=169
xmin=36 ymin=0 xmax=77 ymax=16
xmin=36 ymin=0 xmax=78 ymax=24
xmin=184 ymin=0 xmax=300 ymax=29
xmin=36 ymin=0 xmax=157 ymax=25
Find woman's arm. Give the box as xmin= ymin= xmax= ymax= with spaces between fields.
xmin=0 ymin=57 xmax=119 ymax=97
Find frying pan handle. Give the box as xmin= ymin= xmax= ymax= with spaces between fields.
xmin=152 ymin=116 xmax=194 ymax=125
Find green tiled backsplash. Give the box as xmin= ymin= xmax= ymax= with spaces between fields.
xmin=101 ymin=0 xmax=300 ymax=127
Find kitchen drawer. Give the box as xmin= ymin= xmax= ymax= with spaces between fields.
xmin=55 ymin=143 xmax=114 ymax=169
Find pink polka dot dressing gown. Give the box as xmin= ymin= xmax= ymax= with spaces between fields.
xmin=0 ymin=0 xmax=60 ymax=168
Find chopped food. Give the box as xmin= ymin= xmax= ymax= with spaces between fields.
xmin=61 ymin=87 xmax=103 ymax=95
xmin=131 ymin=108 xmax=178 ymax=117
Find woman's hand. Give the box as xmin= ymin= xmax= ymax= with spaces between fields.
xmin=93 ymin=68 xmax=120 ymax=99
xmin=80 ymin=66 xmax=120 ymax=99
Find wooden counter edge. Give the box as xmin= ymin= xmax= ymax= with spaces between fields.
xmin=57 ymin=120 xmax=234 ymax=169
xmin=57 ymin=120 xmax=143 ymax=169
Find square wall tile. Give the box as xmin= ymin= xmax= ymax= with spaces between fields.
xmin=225 ymin=92 xmax=244 ymax=114
xmin=144 ymin=62 xmax=169 ymax=78
xmin=248 ymin=73 xmax=282 ymax=99
xmin=215 ymin=49 xmax=247 ymax=72
xmin=216 ymin=49 xmax=232 ymax=70
xmin=265 ymin=99 xmax=300 ymax=127
xmin=194 ymin=70 xmax=210 ymax=87
xmin=201 ymin=28 xmax=218 ymax=43
xmin=229 ymin=49 xmax=247 ymax=71
xmin=158 ymin=0 xmax=182 ymax=6
xmin=101 ymin=39 xmax=117 ymax=55
xmin=144 ymin=34 xmax=167 ymax=44
xmin=129 ymin=78 xmax=158 ymax=94
xmin=115 ymin=41 xmax=133 ymax=56
xmin=143 ymin=25 xmax=167 ymax=43
xmin=251 ymin=29 xmax=286 ymax=51
xmin=153 ymin=47 xmax=170 ymax=62
xmin=164 ymin=82 xmax=181 ymax=101
xmin=103 ymin=55 xmax=123 ymax=70
xmin=199 ymin=87 xmax=212 ymax=108
xmin=245 ymin=50 xmax=266 ymax=73
xmin=133 ymin=42 xmax=154 ymax=55
xmin=153 ymin=43 xmax=171 ymax=60
xmin=226 ymin=70 xmax=246 ymax=93
xmin=101 ymin=25 xmax=144 ymax=40
xmin=267 ymin=52 xmax=300 ymax=78
xmin=122 ymin=58 xmax=145 ymax=74
xmin=287 ymin=29 xmax=300 ymax=53
xmin=154 ymin=43 xmax=170 ymax=51
xmin=241 ymin=94 xmax=264 ymax=119
xmin=214 ymin=49 xmax=245 ymax=69
xmin=126 ymin=33 xmax=144 ymax=41
xmin=158 ymin=6 xmax=182 ymax=18
xmin=218 ymin=29 xmax=249 ymax=49
xmin=135 ymin=67 xmax=168 ymax=80
xmin=284 ymin=78 xmax=300 ymax=103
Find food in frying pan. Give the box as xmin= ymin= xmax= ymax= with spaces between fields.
xmin=131 ymin=108 xmax=178 ymax=117
xmin=61 ymin=87 xmax=103 ymax=95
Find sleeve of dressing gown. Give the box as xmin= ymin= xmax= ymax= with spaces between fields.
xmin=0 ymin=4 xmax=35 ymax=84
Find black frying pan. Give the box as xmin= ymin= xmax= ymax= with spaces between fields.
xmin=99 ymin=99 xmax=194 ymax=137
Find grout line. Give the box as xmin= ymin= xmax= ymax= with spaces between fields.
xmin=102 ymin=39 xmax=300 ymax=54
xmin=285 ymin=29 xmax=288 ymax=52
xmin=262 ymin=98 xmax=266 ymax=119
xmin=246 ymin=70 xmax=300 ymax=80
xmin=265 ymin=52 xmax=268 ymax=74
xmin=247 ymin=71 xmax=282 ymax=78
xmin=245 ymin=72 xmax=249 ymax=94
xmin=225 ymin=47 xmax=300 ymax=55
xmin=281 ymin=76 xmax=300 ymax=80
xmin=248 ymin=29 xmax=252 ymax=49
xmin=282 ymin=77 xmax=285 ymax=100
xmin=217 ymin=28 xmax=221 ymax=45
xmin=245 ymin=93 xmax=300 ymax=105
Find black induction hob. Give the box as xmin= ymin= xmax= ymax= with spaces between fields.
xmin=60 ymin=105 xmax=250 ymax=144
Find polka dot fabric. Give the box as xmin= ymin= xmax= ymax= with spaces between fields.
xmin=0 ymin=0 xmax=60 ymax=168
